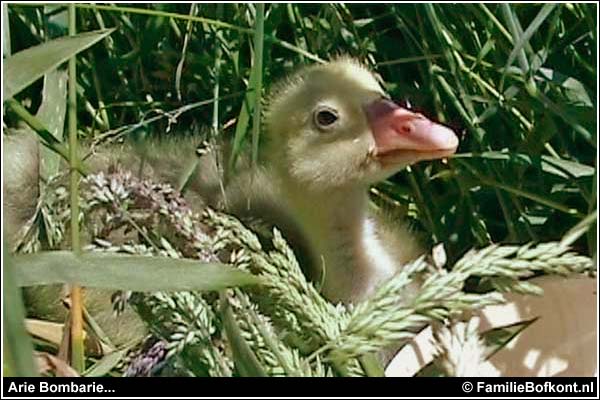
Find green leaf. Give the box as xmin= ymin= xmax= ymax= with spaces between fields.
xmin=250 ymin=3 xmax=265 ymax=166
xmin=561 ymin=210 xmax=597 ymax=247
xmin=3 ymin=28 xmax=114 ymax=99
xmin=483 ymin=318 xmax=537 ymax=359
xmin=358 ymin=354 xmax=385 ymax=377
xmin=37 ymin=69 xmax=68 ymax=179
xmin=3 ymin=245 xmax=39 ymax=377
xmin=228 ymin=64 xmax=259 ymax=173
xmin=541 ymin=156 xmax=595 ymax=179
xmin=13 ymin=251 xmax=261 ymax=291
xmin=220 ymin=293 xmax=268 ymax=377
xmin=538 ymin=67 xmax=593 ymax=107
xmin=503 ymin=4 xmax=557 ymax=75
xmin=84 ymin=348 xmax=129 ymax=377
xmin=454 ymin=151 xmax=594 ymax=179
xmin=5 ymin=98 xmax=85 ymax=175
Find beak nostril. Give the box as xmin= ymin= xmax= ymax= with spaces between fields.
xmin=400 ymin=123 xmax=413 ymax=134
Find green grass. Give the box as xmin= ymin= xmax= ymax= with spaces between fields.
xmin=3 ymin=3 xmax=596 ymax=377
xmin=8 ymin=3 xmax=595 ymax=257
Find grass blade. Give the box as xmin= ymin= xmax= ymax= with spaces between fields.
xmin=3 ymin=245 xmax=39 ymax=377
xmin=220 ymin=292 xmax=268 ymax=377
xmin=503 ymin=4 xmax=557 ymax=76
xmin=67 ymin=3 xmax=85 ymax=372
xmin=4 ymin=28 xmax=114 ymax=99
xmin=251 ymin=3 xmax=265 ymax=166
xmin=13 ymin=251 xmax=261 ymax=291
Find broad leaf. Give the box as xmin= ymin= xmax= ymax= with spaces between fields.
xmin=3 ymin=28 xmax=114 ymax=99
xmin=14 ymin=251 xmax=260 ymax=291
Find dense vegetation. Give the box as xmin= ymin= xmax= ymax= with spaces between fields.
xmin=3 ymin=3 xmax=596 ymax=378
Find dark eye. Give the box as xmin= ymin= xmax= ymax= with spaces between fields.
xmin=314 ymin=107 xmax=339 ymax=129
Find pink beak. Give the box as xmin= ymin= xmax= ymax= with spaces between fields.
xmin=364 ymin=99 xmax=459 ymax=156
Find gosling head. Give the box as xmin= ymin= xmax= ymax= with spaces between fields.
xmin=264 ymin=57 xmax=459 ymax=192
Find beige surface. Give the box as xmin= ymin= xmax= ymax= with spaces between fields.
xmin=386 ymin=275 xmax=597 ymax=377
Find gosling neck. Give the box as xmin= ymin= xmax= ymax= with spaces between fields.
xmin=279 ymin=179 xmax=397 ymax=303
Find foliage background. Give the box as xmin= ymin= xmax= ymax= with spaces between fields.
xmin=3 ymin=2 xmax=597 ymax=378
xmin=7 ymin=3 xmax=596 ymax=261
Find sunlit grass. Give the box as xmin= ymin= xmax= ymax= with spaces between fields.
xmin=4 ymin=2 xmax=596 ymax=377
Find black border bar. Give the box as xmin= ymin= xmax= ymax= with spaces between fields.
xmin=3 ymin=377 xmax=597 ymax=398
